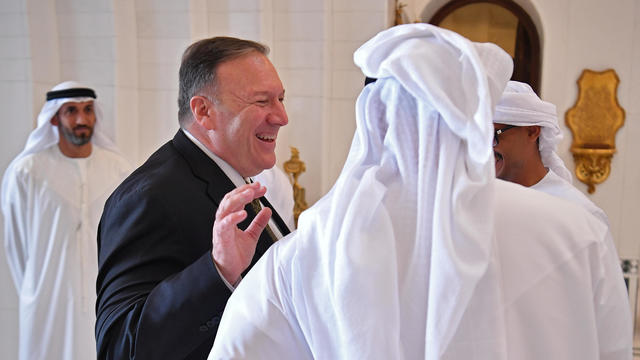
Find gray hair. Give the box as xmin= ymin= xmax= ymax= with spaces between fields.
xmin=177 ymin=36 xmax=269 ymax=126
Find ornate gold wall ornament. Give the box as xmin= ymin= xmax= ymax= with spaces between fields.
xmin=565 ymin=69 xmax=625 ymax=193
xmin=394 ymin=0 xmax=409 ymax=25
xmin=283 ymin=147 xmax=308 ymax=227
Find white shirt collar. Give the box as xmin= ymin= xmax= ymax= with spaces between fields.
xmin=182 ymin=129 xmax=248 ymax=188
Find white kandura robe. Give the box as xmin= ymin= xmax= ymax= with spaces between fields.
xmin=3 ymin=145 xmax=130 ymax=360
xmin=532 ymin=168 xmax=609 ymax=226
xmin=209 ymin=180 xmax=632 ymax=360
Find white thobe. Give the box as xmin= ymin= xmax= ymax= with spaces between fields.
xmin=3 ymin=145 xmax=130 ymax=360
xmin=532 ymin=168 xmax=609 ymax=226
xmin=208 ymin=180 xmax=632 ymax=360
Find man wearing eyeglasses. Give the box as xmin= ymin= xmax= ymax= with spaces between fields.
xmin=492 ymin=80 xmax=610 ymax=226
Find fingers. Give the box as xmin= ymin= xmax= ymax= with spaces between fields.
xmin=250 ymin=181 xmax=268 ymax=200
xmin=213 ymin=209 xmax=248 ymax=241
xmin=216 ymin=182 xmax=267 ymax=220
xmin=245 ymin=207 xmax=272 ymax=240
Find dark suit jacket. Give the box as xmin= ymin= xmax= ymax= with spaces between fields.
xmin=95 ymin=130 xmax=290 ymax=359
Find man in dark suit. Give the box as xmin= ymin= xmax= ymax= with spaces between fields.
xmin=95 ymin=37 xmax=291 ymax=359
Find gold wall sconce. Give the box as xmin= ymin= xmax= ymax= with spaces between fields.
xmin=283 ymin=147 xmax=308 ymax=227
xmin=565 ymin=69 xmax=625 ymax=193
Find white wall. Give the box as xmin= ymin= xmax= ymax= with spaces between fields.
xmin=0 ymin=0 xmax=638 ymax=357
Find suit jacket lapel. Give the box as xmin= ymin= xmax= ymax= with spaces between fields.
xmin=172 ymin=129 xmax=236 ymax=207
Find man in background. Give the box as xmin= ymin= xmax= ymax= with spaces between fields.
xmin=493 ymin=80 xmax=609 ymax=225
xmin=95 ymin=36 xmax=291 ymax=359
xmin=1 ymin=81 xmax=131 ymax=360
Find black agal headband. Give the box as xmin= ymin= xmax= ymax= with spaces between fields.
xmin=46 ymin=87 xmax=96 ymax=101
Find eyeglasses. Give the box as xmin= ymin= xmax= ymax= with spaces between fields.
xmin=493 ymin=125 xmax=517 ymax=147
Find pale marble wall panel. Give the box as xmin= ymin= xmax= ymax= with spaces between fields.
xmin=57 ymin=13 xmax=115 ymax=37
xmin=59 ymin=36 xmax=115 ymax=62
xmin=331 ymin=40 xmax=361 ymax=70
xmin=618 ymin=109 xmax=640 ymax=257
xmin=112 ymin=84 xmax=139 ymax=161
xmin=0 ymin=80 xmax=31 ymax=167
xmin=92 ymin=84 xmax=116 ymax=142
xmin=137 ymin=89 xmax=180 ymax=160
xmin=61 ymin=60 xmax=114 ymax=85
xmin=138 ymin=62 xmax=178 ymax=90
xmin=226 ymin=12 xmax=262 ymax=40
xmin=136 ymin=11 xmax=191 ymax=38
xmin=333 ymin=0 xmax=387 ymax=12
xmin=331 ymin=69 xmax=364 ymax=99
xmin=137 ymin=38 xmax=188 ymax=64
xmin=135 ymin=0 xmax=189 ymax=12
xmin=112 ymin=0 xmax=139 ymax=159
xmin=333 ymin=11 xmax=387 ymax=41
xmin=134 ymin=2 xmax=191 ymax=160
xmin=327 ymin=98 xmax=357 ymax=186
xmin=0 ymin=12 xmax=26 ymax=35
xmin=0 ymin=0 xmax=22 ymax=12
xmin=274 ymin=12 xmax=325 ymax=41
xmin=617 ymin=0 xmax=640 ymax=258
xmin=55 ymin=0 xmax=113 ymax=13
xmin=0 ymin=37 xmax=29 ymax=58
xmin=26 ymin=0 xmax=59 ymax=89
xmin=273 ymin=40 xmax=324 ymax=69
xmin=274 ymin=0 xmax=324 ymax=12
xmin=280 ymin=68 xmax=324 ymax=97
xmin=208 ymin=0 xmax=262 ymax=12
xmin=207 ymin=12 xmax=262 ymax=40
xmin=0 ymin=4 xmax=30 ymax=359
xmin=0 ymin=308 xmax=18 ymax=360
xmin=0 ymin=58 xmax=28 ymax=80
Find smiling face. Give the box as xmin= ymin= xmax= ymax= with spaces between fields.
xmin=493 ymin=123 xmax=528 ymax=183
xmin=52 ymin=100 xmax=96 ymax=146
xmin=208 ymin=52 xmax=288 ymax=177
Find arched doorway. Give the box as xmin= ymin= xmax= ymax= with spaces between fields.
xmin=429 ymin=0 xmax=541 ymax=94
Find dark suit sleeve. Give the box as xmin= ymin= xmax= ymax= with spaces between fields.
xmin=95 ymin=192 xmax=229 ymax=359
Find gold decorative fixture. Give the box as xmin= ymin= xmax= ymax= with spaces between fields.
xmin=395 ymin=1 xmax=409 ymax=25
xmin=283 ymin=147 xmax=308 ymax=226
xmin=565 ymin=69 xmax=625 ymax=193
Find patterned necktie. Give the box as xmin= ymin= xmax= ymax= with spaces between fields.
xmin=245 ymin=179 xmax=278 ymax=243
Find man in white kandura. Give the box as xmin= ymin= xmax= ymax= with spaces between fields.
xmin=1 ymin=81 xmax=131 ymax=360
xmin=208 ymin=24 xmax=632 ymax=360
xmin=492 ymin=80 xmax=609 ymax=226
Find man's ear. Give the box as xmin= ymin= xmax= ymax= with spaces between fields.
xmin=189 ymin=96 xmax=216 ymax=130
xmin=50 ymin=114 xmax=59 ymax=126
xmin=527 ymin=125 xmax=541 ymax=142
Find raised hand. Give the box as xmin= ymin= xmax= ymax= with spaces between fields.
xmin=211 ymin=182 xmax=271 ymax=285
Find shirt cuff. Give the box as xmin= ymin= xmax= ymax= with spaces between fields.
xmin=213 ymin=262 xmax=242 ymax=291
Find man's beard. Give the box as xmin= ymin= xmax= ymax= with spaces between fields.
xmin=59 ymin=124 xmax=93 ymax=146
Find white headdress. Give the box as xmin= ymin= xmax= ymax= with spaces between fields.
xmin=288 ymin=24 xmax=513 ymax=358
xmin=493 ymin=81 xmax=572 ymax=182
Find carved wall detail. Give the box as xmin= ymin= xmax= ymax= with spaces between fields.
xmin=565 ymin=69 xmax=625 ymax=193
xmin=283 ymin=147 xmax=308 ymax=226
